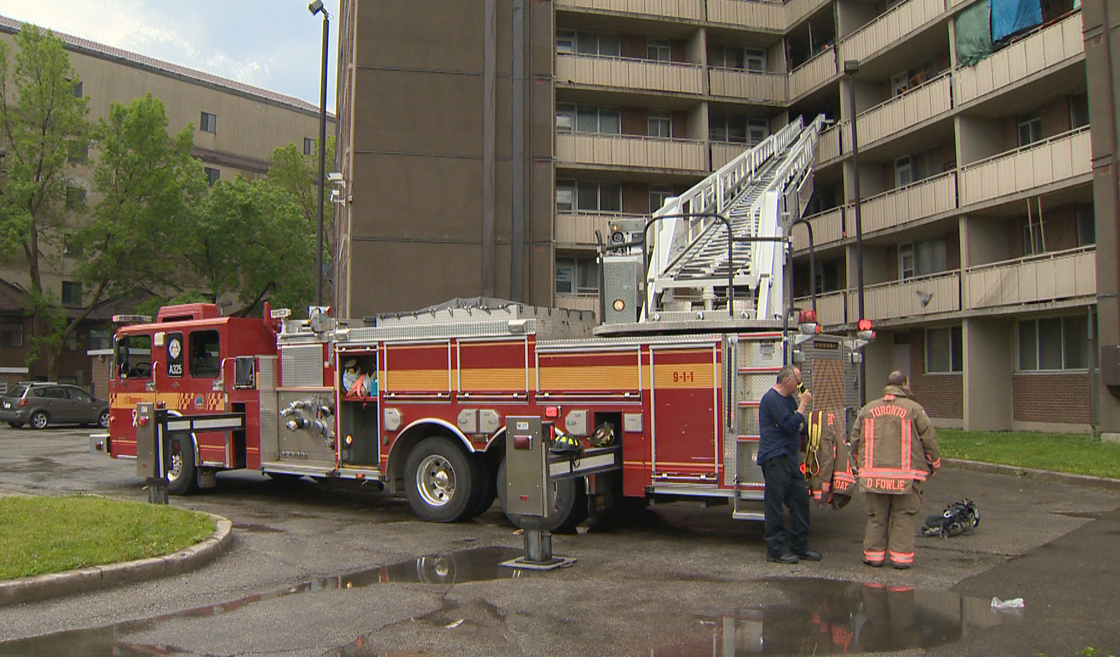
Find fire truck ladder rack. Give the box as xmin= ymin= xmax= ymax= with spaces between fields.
xmin=643 ymin=114 xmax=825 ymax=321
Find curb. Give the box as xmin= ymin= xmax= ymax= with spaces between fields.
xmin=943 ymin=458 xmax=1120 ymax=491
xmin=0 ymin=513 xmax=233 ymax=607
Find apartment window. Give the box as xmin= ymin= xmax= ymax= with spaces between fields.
xmin=200 ymin=111 xmax=217 ymax=133
xmin=650 ymin=185 xmax=675 ymax=213
xmin=813 ymin=260 xmax=839 ymax=295
xmin=1018 ymin=316 xmax=1088 ymax=371
xmin=556 ymin=257 xmax=598 ymax=296
xmin=898 ymin=238 xmax=946 ymax=279
xmin=707 ymin=46 xmax=744 ymax=69
xmin=925 ymin=326 xmax=962 ymax=373
xmin=647 ymin=38 xmax=671 ymax=62
xmin=303 ymin=137 xmax=315 ymax=155
xmin=890 ymin=71 xmax=909 ymax=97
xmin=1070 ymin=92 xmax=1090 ymax=130
xmin=1018 ymin=112 xmax=1042 ymax=147
xmin=69 ymin=141 xmax=89 ymax=164
xmin=72 ymin=80 xmax=83 ymax=97
xmin=89 ymin=329 xmax=112 ymax=351
xmin=64 ymin=333 xmax=79 ymax=352
xmin=205 ymin=167 xmax=221 ymax=186
xmin=744 ymin=48 xmax=766 ymax=72
xmin=557 ymin=30 xmax=576 ymax=53
xmin=557 ymin=103 xmax=620 ymax=134
xmin=1077 ymin=202 xmax=1096 ymax=246
xmin=747 ymin=119 xmax=769 ymax=146
xmin=709 ymin=114 xmax=748 ymax=143
xmin=556 ymin=180 xmax=621 ymax=212
xmin=648 ymin=110 xmax=672 ymax=138
xmin=63 ymin=236 xmax=83 ymax=259
xmin=0 ymin=322 xmax=22 ymax=348
xmin=61 ymin=281 xmax=83 ymax=307
xmin=575 ymin=31 xmax=620 ymax=57
xmin=895 ymin=156 xmax=914 ymax=187
xmin=65 ymin=186 xmax=86 ymax=210
xmin=1023 ymin=218 xmax=1044 ymax=255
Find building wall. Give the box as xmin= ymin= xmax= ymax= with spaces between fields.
xmin=1013 ymin=372 xmax=1092 ymax=425
xmin=909 ymin=331 xmax=964 ymax=421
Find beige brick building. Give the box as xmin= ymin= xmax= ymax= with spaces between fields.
xmin=0 ymin=16 xmax=334 ymax=393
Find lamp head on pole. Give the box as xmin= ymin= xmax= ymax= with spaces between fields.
xmin=843 ymin=59 xmax=859 ymax=76
xmin=308 ymin=0 xmax=329 ymax=17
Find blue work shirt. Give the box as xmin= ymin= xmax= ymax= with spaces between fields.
xmin=756 ymin=387 xmax=804 ymax=465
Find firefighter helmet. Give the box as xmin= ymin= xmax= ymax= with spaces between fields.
xmin=922 ymin=499 xmax=979 ymax=538
xmin=550 ymin=430 xmax=582 ymax=455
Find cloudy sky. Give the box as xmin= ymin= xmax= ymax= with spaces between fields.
xmin=0 ymin=0 xmax=340 ymax=110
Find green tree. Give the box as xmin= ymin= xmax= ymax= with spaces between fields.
xmin=60 ymin=93 xmax=203 ymax=379
xmin=0 ymin=25 xmax=90 ymax=374
xmin=266 ymin=138 xmax=335 ymax=302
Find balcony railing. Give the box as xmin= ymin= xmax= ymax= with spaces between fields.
xmin=957 ymin=11 xmax=1083 ymax=105
xmin=556 ymin=211 xmax=645 ymax=246
xmin=791 ymin=207 xmax=844 ymax=251
xmin=708 ymin=68 xmax=787 ymax=103
xmin=858 ymin=270 xmax=962 ymax=321
xmin=785 ymin=0 xmax=833 ymax=26
xmin=557 ymin=132 xmax=708 ymax=171
xmin=711 ymin=141 xmax=756 ymax=169
xmin=555 ymin=0 xmax=704 ymax=20
xmin=557 ymin=53 xmax=705 ymax=95
xmin=855 ymin=72 xmax=952 ymax=146
xmin=860 ymin=171 xmax=957 ymax=233
xmin=706 ymin=0 xmax=785 ymax=30
xmin=795 ymin=290 xmax=847 ymax=326
xmin=958 ymin=127 xmax=1091 ymax=207
xmin=788 ymin=47 xmax=837 ymax=100
xmin=817 ymin=122 xmax=842 ymax=162
xmin=839 ymin=0 xmax=945 ymax=65
xmin=555 ymin=294 xmax=600 ymax=314
xmin=964 ymin=246 xmax=1095 ymax=309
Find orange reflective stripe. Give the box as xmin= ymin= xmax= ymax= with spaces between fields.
xmin=864 ymin=550 xmax=886 ymax=563
xmin=864 ymin=417 xmax=874 ymax=470
xmin=902 ymin=419 xmax=912 ymax=469
xmin=889 ymin=551 xmax=914 ymax=563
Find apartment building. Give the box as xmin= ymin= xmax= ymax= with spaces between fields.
xmin=337 ymin=0 xmax=1095 ymax=432
xmin=0 ymin=16 xmax=331 ymax=391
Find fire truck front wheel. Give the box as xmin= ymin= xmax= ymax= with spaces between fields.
xmin=405 ymin=437 xmax=479 ymax=523
xmin=167 ymin=435 xmax=199 ymax=495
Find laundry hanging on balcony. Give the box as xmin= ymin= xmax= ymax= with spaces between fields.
xmin=955 ymin=1 xmax=993 ymax=66
xmin=991 ymin=0 xmax=1042 ymax=42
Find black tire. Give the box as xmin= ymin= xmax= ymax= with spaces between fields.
xmin=29 ymin=411 xmax=49 ymax=430
xmin=463 ymin=453 xmax=496 ymax=519
xmin=97 ymin=410 xmax=110 ymax=429
xmin=404 ymin=437 xmax=478 ymax=523
xmin=497 ymin=458 xmax=588 ymax=534
xmin=7 ymin=421 xmax=23 ymax=429
xmin=166 ymin=434 xmax=198 ymax=495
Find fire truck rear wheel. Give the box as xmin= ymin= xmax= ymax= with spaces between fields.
xmin=497 ymin=458 xmax=588 ymax=534
xmin=405 ymin=437 xmax=477 ymax=523
xmin=167 ymin=435 xmax=199 ymax=495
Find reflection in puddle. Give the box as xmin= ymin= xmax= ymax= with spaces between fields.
xmin=0 ymin=547 xmax=523 ymax=657
xmin=658 ymin=578 xmax=1014 ymax=655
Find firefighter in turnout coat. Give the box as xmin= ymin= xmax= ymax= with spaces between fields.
xmin=803 ymin=410 xmax=856 ymax=508
xmin=849 ymin=371 xmax=940 ymax=569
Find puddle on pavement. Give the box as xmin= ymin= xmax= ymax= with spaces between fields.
xmin=655 ymin=578 xmax=1016 ymax=655
xmin=0 ymin=546 xmax=524 ymax=656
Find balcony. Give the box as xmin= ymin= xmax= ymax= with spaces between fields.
xmin=711 ymin=141 xmax=754 ymax=169
xmin=817 ymin=122 xmax=842 ymax=162
xmin=555 ymin=0 xmax=704 ymax=20
xmin=708 ymin=68 xmax=787 ymax=103
xmin=964 ymin=246 xmax=1095 ymax=310
xmin=956 ymin=11 xmax=1083 ymax=105
xmin=557 ymin=133 xmax=708 ymax=171
xmin=859 ymin=271 xmax=962 ymax=321
xmin=791 ymin=207 xmax=844 ymax=251
xmin=557 ymin=53 xmax=704 ymax=95
xmin=855 ymin=72 xmax=952 ymax=146
xmin=795 ymin=290 xmax=848 ymax=326
xmin=556 ymin=211 xmax=644 ymax=247
xmin=788 ymin=47 xmax=837 ymax=100
xmin=555 ymin=294 xmax=600 ymax=315
xmin=958 ymin=127 xmax=1091 ymax=207
xmin=706 ymin=0 xmax=785 ymax=31
xmin=860 ymin=171 xmax=957 ymax=234
xmin=839 ymin=0 xmax=944 ymax=65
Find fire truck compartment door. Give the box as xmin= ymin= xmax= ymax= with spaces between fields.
xmin=650 ymin=344 xmax=720 ymax=479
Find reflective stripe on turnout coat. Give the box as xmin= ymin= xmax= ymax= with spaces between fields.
xmin=849 ymin=385 xmax=940 ymax=495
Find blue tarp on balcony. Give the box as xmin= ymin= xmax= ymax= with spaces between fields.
xmin=991 ymin=0 xmax=1042 ymax=41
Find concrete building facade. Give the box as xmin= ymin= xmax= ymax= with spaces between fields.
xmin=337 ymin=0 xmax=1098 ymax=432
xmin=0 ymin=16 xmax=332 ymax=393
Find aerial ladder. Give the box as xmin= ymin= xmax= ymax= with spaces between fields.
xmin=600 ymin=114 xmax=826 ymax=325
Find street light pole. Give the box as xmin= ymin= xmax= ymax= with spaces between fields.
xmin=309 ymin=0 xmax=330 ymax=308
xmin=845 ymin=59 xmax=866 ymax=406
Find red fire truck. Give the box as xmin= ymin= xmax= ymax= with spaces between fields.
xmin=94 ymin=115 xmax=865 ymax=531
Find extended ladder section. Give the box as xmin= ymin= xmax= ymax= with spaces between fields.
xmin=642 ymin=114 xmax=825 ymax=321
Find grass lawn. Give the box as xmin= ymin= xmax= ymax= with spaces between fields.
xmin=938 ymin=429 xmax=1120 ymax=480
xmin=0 ymin=495 xmax=214 ymax=580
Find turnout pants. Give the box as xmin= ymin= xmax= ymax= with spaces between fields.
xmin=761 ymin=455 xmax=811 ymax=557
xmin=861 ymin=482 xmax=923 ymax=566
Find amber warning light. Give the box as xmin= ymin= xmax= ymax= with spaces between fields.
xmin=797 ymin=309 xmax=820 ymax=335
xmin=857 ymin=319 xmax=875 ymax=341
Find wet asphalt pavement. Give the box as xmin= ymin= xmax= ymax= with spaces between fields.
xmin=0 ymin=425 xmax=1118 ymax=656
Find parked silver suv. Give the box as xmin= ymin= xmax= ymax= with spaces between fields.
xmin=0 ymin=383 xmax=110 ymax=430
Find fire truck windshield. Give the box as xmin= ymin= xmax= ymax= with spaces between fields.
xmin=115 ymin=334 xmax=153 ymax=379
